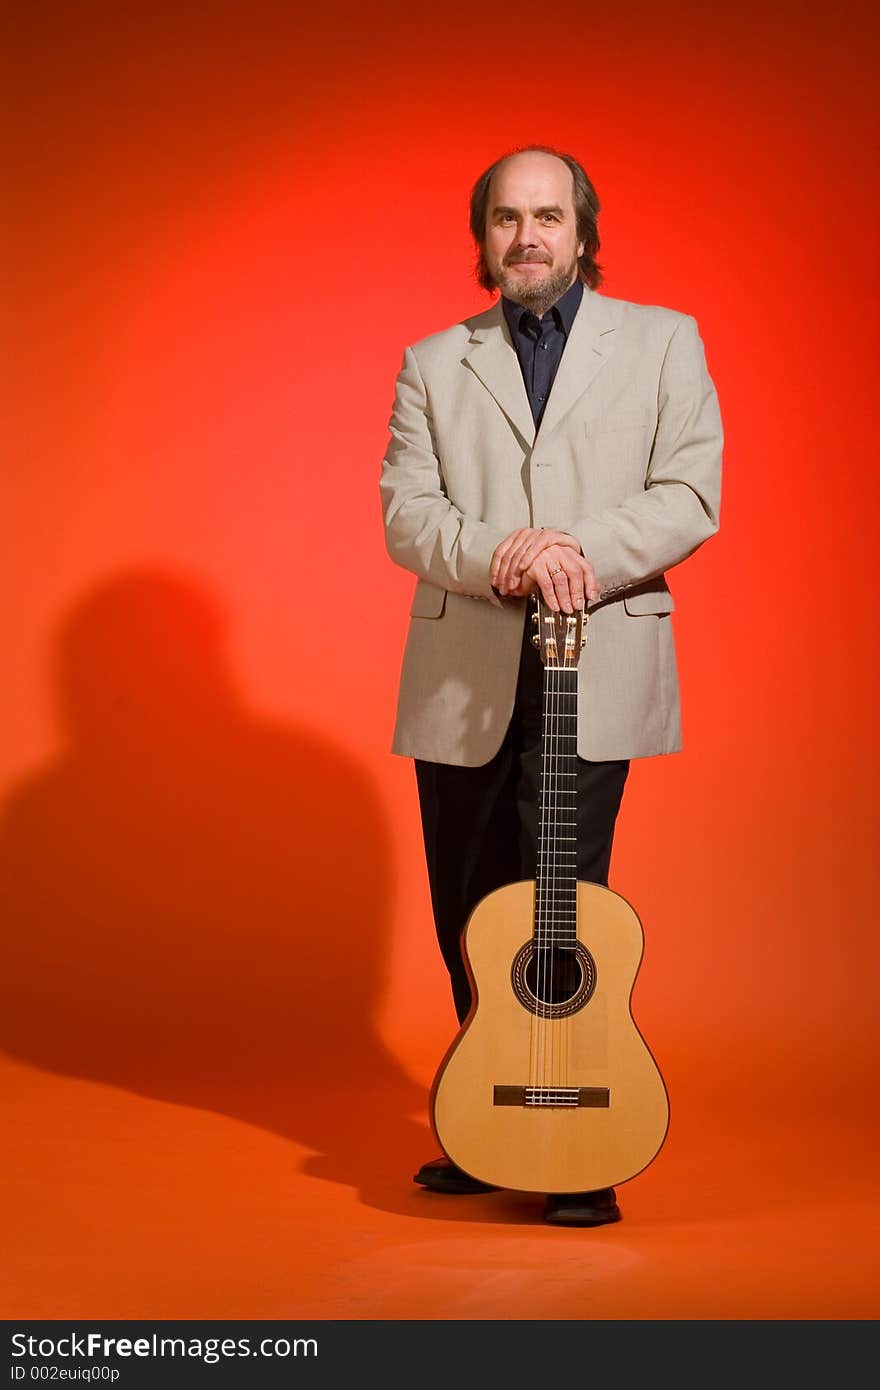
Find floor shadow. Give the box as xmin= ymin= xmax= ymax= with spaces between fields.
xmin=0 ymin=564 xmax=435 ymax=1210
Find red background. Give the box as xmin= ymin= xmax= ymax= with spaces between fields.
xmin=3 ymin=0 xmax=878 ymax=1319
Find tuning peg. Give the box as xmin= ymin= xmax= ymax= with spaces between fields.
xmin=532 ymin=636 xmax=541 ymax=649
xmin=531 ymin=611 xmax=539 ymax=624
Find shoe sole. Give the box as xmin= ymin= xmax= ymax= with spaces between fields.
xmin=413 ymin=1176 xmax=498 ymax=1194
xmin=543 ymin=1209 xmax=621 ymax=1227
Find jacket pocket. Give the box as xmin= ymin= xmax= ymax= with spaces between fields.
xmin=410 ymin=582 xmax=448 ymax=618
xmin=622 ymin=585 xmax=675 ymax=615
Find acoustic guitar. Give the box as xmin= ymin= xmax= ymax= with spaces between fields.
xmin=430 ymin=594 xmax=670 ymax=1193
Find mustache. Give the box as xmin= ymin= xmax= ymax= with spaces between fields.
xmin=505 ymin=252 xmax=551 ymax=263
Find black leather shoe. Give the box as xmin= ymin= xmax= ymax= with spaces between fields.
xmin=413 ymin=1156 xmax=498 ymax=1194
xmin=543 ymin=1187 xmax=621 ymax=1227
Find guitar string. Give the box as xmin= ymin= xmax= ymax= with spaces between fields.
xmin=567 ymin=632 xmax=580 ymax=1094
xmin=566 ymin=622 xmax=581 ymax=1094
xmin=549 ymin=653 xmax=560 ymax=1095
xmin=550 ymin=636 xmax=561 ymax=1095
xmin=536 ymin=622 xmax=555 ymax=1098
xmin=542 ymin=621 xmax=559 ymax=1095
xmin=545 ymin=620 xmax=578 ymax=1098
xmin=530 ymin=608 xmax=543 ymax=1094
xmin=567 ymin=652 xmax=576 ymax=1094
xmin=568 ymin=624 xmax=583 ymax=1094
xmin=532 ymin=605 xmax=548 ymax=1095
xmin=555 ymin=648 xmax=569 ymax=1096
xmin=539 ymin=619 xmax=563 ymax=1098
xmin=567 ymin=639 xmax=577 ymax=1094
xmin=552 ymin=654 xmax=561 ymax=1096
xmin=533 ymin=609 xmax=580 ymax=1100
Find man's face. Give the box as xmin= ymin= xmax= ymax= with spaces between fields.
xmin=483 ymin=151 xmax=585 ymax=313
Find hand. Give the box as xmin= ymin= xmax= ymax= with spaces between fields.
xmin=491 ymin=528 xmax=600 ymax=613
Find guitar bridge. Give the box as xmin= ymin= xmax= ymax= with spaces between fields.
xmin=493 ymin=1085 xmax=610 ymax=1108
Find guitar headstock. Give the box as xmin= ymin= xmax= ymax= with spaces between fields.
xmin=530 ymin=595 xmax=589 ymax=668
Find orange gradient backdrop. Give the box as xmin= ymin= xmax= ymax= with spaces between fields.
xmin=4 ymin=0 xmax=879 ymax=1209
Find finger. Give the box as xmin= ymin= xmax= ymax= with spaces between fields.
xmin=505 ymin=536 xmax=543 ymax=582
xmin=508 ymin=547 xmax=543 ymax=583
xmin=579 ymin=559 xmax=600 ymax=605
xmin=511 ymin=531 xmax=579 ymax=579
xmin=506 ymin=534 xmax=577 ymax=595
xmin=567 ymin=569 xmax=586 ymax=612
xmin=543 ymin=530 xmax=581 ymax=552
xmin=533 ymin=555 xmax=562 ymax=612
xmin=554 ymin=556 xmax=596 ymax=613
xmin=551 ymin=565 xmax=577 ymax=615
xmin=506 ymin=572 xmax=537 ymax=599
xmin=530 ymin=530 xmax=581 ymax=560
xmin=540 ymin=578 xmax=560 ymax=612
xmin=490 ymin=532 xmax=523 ymax=585
xmin=565 ymin=555 xmax=598 ymax=605
xmin=512 ymin=533 xmax=558 ymax=571
xmin=510 ymin=539 xmax=561 ymax=587
xmin=498 ymin=532 xmax=542 ymax=592
xmin=494 ymin=529 xmax=540 ymax=587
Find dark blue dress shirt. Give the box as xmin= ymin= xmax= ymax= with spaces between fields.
xmin=501 ymin=276 xmax=584 ymax=431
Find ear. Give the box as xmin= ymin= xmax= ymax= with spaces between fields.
xmin=577 ymin=240 xmax=585 ymax=258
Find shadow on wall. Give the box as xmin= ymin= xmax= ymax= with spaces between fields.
xmin=0 ymin=566 xmax=428 ymax=1193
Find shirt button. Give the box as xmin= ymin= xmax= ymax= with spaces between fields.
xmin=540 ymin=342 xmax=549 ymax=350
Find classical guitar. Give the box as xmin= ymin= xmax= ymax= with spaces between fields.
xmin=430 ymin=594 xmax=669 ymax=1194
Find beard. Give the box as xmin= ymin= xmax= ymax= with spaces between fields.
xmin=494 ymin=254 xmax=580 ymax=318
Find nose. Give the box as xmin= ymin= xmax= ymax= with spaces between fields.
xmin=514 ymin=216 xmax=540 ymax=247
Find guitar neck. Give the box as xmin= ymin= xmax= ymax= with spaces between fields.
xmin=535 ymin=663 xmax=579 ymax=949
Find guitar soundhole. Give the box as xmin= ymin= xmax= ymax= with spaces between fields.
xmin=511 ymin=941 xmax=596 ymax=1019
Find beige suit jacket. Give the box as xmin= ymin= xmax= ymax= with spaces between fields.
xmin=380 ymin=286 xmax=723 ymax=765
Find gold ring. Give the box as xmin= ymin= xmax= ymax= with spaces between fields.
xmin=549 ymin=565 xmax=563 ymax=577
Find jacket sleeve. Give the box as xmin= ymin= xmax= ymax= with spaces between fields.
xmin=570 ymin=314 xmax=723 ymax=599
xmin=379 ymin=345 xmax=508 ymax=605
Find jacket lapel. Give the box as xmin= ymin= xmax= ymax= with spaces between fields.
xmin=538 ymin=287 xmax=620 ymax=438
xmin=463 ymin=304 xmax=536 ymax=447
xmin=463 ymin=288 xmax=621 ymax=446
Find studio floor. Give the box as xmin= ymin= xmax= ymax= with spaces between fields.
xmin=3 ymin=1051 xmax=877 ymax=1322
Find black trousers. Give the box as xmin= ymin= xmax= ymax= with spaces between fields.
xmin=415 ymin=611 xmax=630 ymax=1024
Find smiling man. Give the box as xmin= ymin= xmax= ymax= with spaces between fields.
xmin=488 ymin=154 xmax=585 ymax=313
xmin=380 ymin=146 xmax=723 ymax=1227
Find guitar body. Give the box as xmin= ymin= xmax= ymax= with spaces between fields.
xmin=431 ymin=878 xmax=670 ymax=1194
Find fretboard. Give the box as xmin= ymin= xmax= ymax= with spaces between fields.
xmin=534 ymin=665 xmax=578 ymax=948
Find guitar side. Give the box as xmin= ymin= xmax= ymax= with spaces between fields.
xmin=430 ymin=878 xmax=670 ymax=1194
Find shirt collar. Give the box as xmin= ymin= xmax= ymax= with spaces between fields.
xmin=501 ymin=275 xmax=584 ymax=339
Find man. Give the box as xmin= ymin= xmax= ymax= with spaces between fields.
xmin=379 ymin=145 xmax=723 ymax=1226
